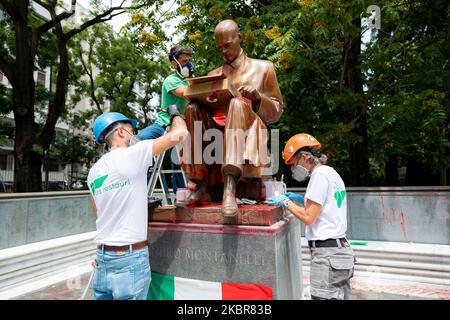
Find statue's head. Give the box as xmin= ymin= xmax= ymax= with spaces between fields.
xmin=214 ymin=20 xmax=242 ymax=64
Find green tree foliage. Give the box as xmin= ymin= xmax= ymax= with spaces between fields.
xmin=50 ymin=130 xmax=95 ymax=187
xmin=0 ymin=0 xmax=162 ymax=191
xmin=69 ymin=23 xmax=170 ymax=128
xmin=172 ymin=0 xmax=449 ymax=186
xmin=173 ymin=0 xmax=372 ymax=186
xmin=0 ymin=84 xmax=13 ymax=146
xmin=1 ymin=0 xmax=448 ymax=190
xmin=365 ymin=0 xmax=449 ymax=185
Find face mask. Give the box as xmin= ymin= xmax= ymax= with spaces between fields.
xmin=121 ymin=127 xmax=141 ymax=147
xmin=292 ymin=164 xmax=310 ymax=182
xmin=112 ymin=125 xmax=141 ymax=147
xmin=175 ymin=58 xmax=194 ymax=78
xmin=128 ymin=134 xmax=141 ymax=146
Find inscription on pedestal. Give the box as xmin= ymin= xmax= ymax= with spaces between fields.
xmin=152 ymin=247 xmax=266 ymax=266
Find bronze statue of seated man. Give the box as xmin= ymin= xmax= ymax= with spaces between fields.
xmin=181 ymin=19 xmax=284 ymax=217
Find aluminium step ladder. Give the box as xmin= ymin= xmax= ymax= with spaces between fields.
xmin=147 ymin=143 xmax=188 ymax=205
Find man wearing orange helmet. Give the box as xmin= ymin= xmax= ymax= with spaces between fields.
xmin=268 ymin=133 xmax=355 ymax=300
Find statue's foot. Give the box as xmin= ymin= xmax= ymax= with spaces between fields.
xmin=222 ymin=175 xmax=238 ymax=217
xmin=222 ymin=192 xmax=238 ymax=217
xmin=186 ymin=180 xmax=211 ymax=204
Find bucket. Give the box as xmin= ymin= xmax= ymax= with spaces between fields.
xmin=176 ymin=188 xmax=191 ymax=203
xmin=263 ymin=180 xmax=286 ymax=199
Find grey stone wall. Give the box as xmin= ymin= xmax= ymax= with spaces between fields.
xmin=0 ymin=192 xmax=96 ymax=249
xmin=346 ymin=188 xmax=450 ymax=245
xmin=0 ymin=187 xmax=449 ymax=250
xmin=294 ymin=187 xmax=450 ymax=245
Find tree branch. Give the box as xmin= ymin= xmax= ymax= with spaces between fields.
xmin=31 ymin=1 xmax=75 ymax=58
xmin=297 ymin=39 xmax=339 ymax=93
xmin=111 ymin=73 xmax=122 ymax=95
xmin=140 ymin=95 xmax=152 ymax=126
xmin=286 ymin=87 xmax=308 ymax=116
xmin=64 ymin=2 xmax=146 ymax=40
xmin=0 ymin=0 xmax=18 ymax=19
xmin=35 ymin=0 xmax=76 ymax=38
xmin=33 ymin=0 xmax=50 ymax=10
xmin=78 ymin=41 xmax=102 ymax=114
xmin=0 ymin=55 xmax=14 ymax=85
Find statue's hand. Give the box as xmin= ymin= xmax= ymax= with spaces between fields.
xmin=238 ymin=86 xmax=261 ymax=104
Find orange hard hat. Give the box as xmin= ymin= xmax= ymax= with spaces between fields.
xmin=283 ymin=133 xmax=321 ymax=165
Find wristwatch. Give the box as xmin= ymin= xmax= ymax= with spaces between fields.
xmin=283 ymin=199 xmax=292 ymax=208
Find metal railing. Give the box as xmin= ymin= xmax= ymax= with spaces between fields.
xmin=0 ymin=169 xmax=70 ymax=192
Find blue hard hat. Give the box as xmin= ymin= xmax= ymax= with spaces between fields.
xmin=93 ymin=112 xmax=137 ymax=144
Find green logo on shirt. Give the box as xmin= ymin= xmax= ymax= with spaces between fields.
xmin=334 ymin=190 xmax=346 ymax=208
xmin=90 ymin=175 xmax=108 ymax=194
xmin=91 ymin=175 xmax=131 ymax=196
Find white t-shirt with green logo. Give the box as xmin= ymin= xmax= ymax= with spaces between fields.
xmin=304 ymin=165 xmax=347 ymax=241
xmin=87 ymin=140 xmax=153 ymax=246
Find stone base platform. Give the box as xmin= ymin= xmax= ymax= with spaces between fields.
xmin=148 ymin=214 xmax=303 ymax=300
xmin=148 ymin=204 xmax=284 ymax=226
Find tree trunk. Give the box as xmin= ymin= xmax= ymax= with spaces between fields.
xmin=405 ymin=157 xmax=423 ymax=186
xmin=385 ymin=153 xmax=399 ymax=186
xmin=405 ymin=157 xmax=438 ymax=186
xmin=12 ymin=12 xmax=42 ymax=192
xmin=38 ymin=32 xmax=69 ymax=150
xmin=343 ymin=18 xmax=369 ymax=186
xmin=440 ymin=125 xmax=448 ymax=186
xmin=13 ymin=99 xmax=42 ymax=192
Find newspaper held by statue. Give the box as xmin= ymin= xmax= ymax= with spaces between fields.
xmin=184 ymin=73 xmax=240 ymax=112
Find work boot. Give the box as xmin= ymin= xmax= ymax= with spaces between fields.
xmin=222 ymin=174 xmax=238 ymax=217
xmin=186 ymin=180 xmax=211 ymax=204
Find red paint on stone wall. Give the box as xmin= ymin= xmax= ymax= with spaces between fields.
xmin=380 ymin=195 xmax=388 ymax=224
xmin=375 ymin=221 xmax=381 ymax=238
xmin=399 ymin=209 xmax=409 ymax=242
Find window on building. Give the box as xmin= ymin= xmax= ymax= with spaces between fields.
xmin=0 ymin=154 xmax=7 ymax=170
xmin=37 ymin=71 xmax=46 ymax=86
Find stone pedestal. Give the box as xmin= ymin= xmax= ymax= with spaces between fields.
xmin=147 ymin=214 xmax=303 ymax=300
xmin=149 ymin=204 xmax=284 ymax=226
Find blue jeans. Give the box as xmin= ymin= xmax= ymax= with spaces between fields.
xmin=92 ymin=247 xmax=151 ymax=300
xmin=138 ymin=123 xmax=186 ymax=194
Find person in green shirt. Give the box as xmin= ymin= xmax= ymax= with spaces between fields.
xmin=137 ymin=45 xmax=194 ymax=193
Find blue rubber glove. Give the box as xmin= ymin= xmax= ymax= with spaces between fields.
xmin=267 ymin=194 xmax=289 ymax=207
xmin=285 ymin=192 xmax=303 ymax=204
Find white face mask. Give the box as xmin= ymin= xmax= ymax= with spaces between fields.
xmin=122 ymin=127 xmax=141 ymax=147
xmin=106 ymin=124 xmax=140 ymax=147
xmin=292 ymin=164 xmax=310 ymax=181
xmin=175 ymin=58 xmax=194 ymax=78
xmin=128 ymin=134 xmax=141 ymax=146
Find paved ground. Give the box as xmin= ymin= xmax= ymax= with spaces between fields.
xmin=12 ymin=272 xmax=437 ymax=300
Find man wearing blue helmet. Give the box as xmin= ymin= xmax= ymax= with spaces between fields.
xmin=87 ymin=106 xmax=188 ymax=300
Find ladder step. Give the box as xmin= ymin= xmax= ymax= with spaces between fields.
xmin=160 ymin=170 xmax=184 ymax=174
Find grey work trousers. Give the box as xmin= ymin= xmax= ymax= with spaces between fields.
xmin=309 ymin=241 xmax=356 ymax=300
